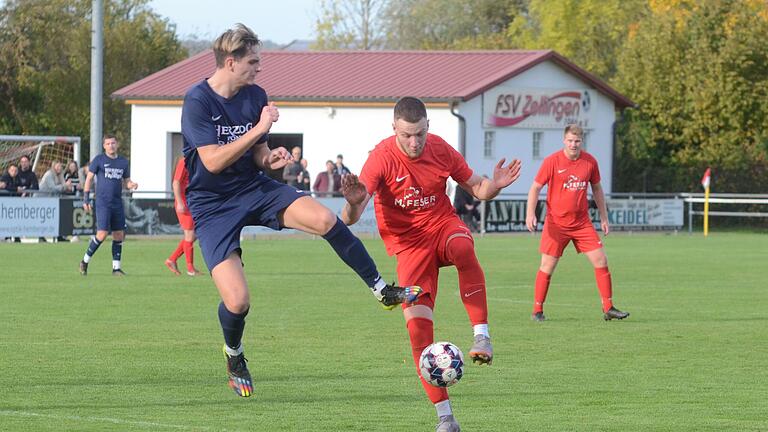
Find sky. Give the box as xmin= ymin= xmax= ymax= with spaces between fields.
xmin=148 ymin=0 xmax=320 ymax=44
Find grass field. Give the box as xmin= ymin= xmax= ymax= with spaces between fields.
xmin=1 ymin=233 xmax=766 ymax=431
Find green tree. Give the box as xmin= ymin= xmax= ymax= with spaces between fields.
xmin=383 ymin=0 xmax=525 ymax=50
xmin=312 ymin=0 xmax=387 ymax=50
xmin=614 ymin=0 xmax=768 ymax=192
xmin=507 ymin=0 xmax=648 ymax=81
xmin=0 ymin=0 xmax=186 ymax=159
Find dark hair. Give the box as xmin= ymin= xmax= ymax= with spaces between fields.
xmin=103 ymin=134 xmax=117 ymax=142
xmin=394 ymin=97 xmax=427 ymax=123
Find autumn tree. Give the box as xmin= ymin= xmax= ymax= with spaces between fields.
xmin=614 ymin=0 xmax=768 ymax=192
xmin=0 ymin=0 xmax=186 ymax=159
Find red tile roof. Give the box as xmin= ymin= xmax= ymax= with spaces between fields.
xmin=113 ymin=50 xmax=634 ymax=108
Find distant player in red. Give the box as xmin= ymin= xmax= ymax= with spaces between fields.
xmin=165 ymin=156 xmax=203 ymax=276
xmin=525 ymin=124 xmax=629 ymax=322
xmin=342 ymin=97 xmax=521 ymax=432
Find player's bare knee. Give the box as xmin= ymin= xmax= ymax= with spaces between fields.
xmin=317 ymin=208 xmax=338 ymax=235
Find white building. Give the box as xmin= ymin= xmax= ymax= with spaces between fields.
xmin=114 ymin=50 xmax=633 ymax=196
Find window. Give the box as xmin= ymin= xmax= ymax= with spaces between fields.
xmin=484 ymin=131 xmax=495 ymax=159
xmin=532 ymin=131 xmax=543 ymax=159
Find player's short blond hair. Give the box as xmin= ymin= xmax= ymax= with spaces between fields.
xmin=564 ymin=124 xmax=584 ymax=137
xmin=213 ymin=23 xmax=261 ymax=68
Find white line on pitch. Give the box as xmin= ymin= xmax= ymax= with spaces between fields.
xmin=0 ymin=410 xmax=228 ymax=431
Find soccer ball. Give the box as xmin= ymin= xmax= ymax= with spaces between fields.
xmin=419 ymin=341 xmax=464 ymax=387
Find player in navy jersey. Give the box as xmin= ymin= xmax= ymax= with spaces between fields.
xmin=181 ymin=23 xmax=421 ymax=398
xmin=79 ymin=135 xmax=138 ymax=276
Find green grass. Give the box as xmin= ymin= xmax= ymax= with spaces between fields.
xmin=1 ymin=233 xmax=766 ymax=431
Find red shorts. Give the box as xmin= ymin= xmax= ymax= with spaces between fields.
xmin=395 ymin=217 xmax=474 ymax=310
xmin=176 ymin=211 xmax=195 ymax=231
xmin=540 ymin=219 xmax=602 ymax=258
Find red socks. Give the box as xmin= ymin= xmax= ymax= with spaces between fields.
xmin=594 ymin=267 xmax=613 ymax=312
xmin=183 ymin=240 xmax=195 ymax=271
xmin=169 ymin=240 xmax=185 ymax=261
xmin=533 ymin=270 xmax=551 ymax=313
xmin=446 ymin=235 xmax=488 ymax=325
xmin=406 ymin=318 xmax=448 ymax=404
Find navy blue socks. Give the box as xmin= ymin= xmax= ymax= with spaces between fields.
xmin=322 ymin=218 xmax=380 ymax=288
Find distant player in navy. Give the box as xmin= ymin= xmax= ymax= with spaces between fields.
xmin=79 ymin=135 xmax=138 ymax=276
xmin=181 ymin=23 xmax=421 ymax=398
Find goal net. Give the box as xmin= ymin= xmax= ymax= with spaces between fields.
xmin=0 ymin=135 xmax=81 ymax=179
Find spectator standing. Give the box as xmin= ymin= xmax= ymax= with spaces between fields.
xmin=313 ymin=160 xmax=341 ymax=197
xmin=17 ymin=155 xmax=39 ymax=196
xmin=335 ymin=154 xmax=351 ymax=176
xmin=453 ymin=184 xmax=481 ymax=232
xmin=282 ymin=146 xmax=304 ymax=187
xmin=297 ymin=158 xmax=311 ymax=191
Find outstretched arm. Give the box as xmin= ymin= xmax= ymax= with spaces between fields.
xmin=340 ymin=174 xmax=372 ymax=225
xmin=460 ymin=158 xmax=522 ymax=200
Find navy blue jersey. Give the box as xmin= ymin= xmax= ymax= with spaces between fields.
xmin=90 ymin=153 xmax=129 ymax=206
xmin=181 ymin=80 xmax=270 ymax=207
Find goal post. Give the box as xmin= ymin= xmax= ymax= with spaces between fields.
xmin=0 ymin=135 xmax=81 ymax=178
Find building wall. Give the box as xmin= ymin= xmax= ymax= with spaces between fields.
xmin=128 ymin=60 xmax=617 ymax=197
xmin=461 ymin=61 xmax=616 ymax=195
xmin=129 ymin=103 xmax=458 ymax=196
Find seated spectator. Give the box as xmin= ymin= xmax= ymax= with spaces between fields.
xmin=17 ymin=155 xmax=39 ymax=197
xmin=297 ymin=158 xmax=311 ymax=191
xmin=335 ymin=153 xmax=351 ymax=176
xmin=39 ymin=160 xmax=73 ymax=196
xmin=313 ymin=160 xmax=341 ymax=197
xmin=282 ymin=146 xmax=304 ymax=187
xmin=453 ymin=185 xmax=481 ymax=232
xmin=1 ymin=164 xmax=22 ymax=195
xmin=64 ymin=160 xmax=83 ymax=196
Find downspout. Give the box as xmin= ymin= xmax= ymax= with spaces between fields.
xmin=450 ymin=100 xmax=466 ymax=157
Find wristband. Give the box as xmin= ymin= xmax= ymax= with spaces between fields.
xmin=84 ymin=191 xmax=91 ymax=205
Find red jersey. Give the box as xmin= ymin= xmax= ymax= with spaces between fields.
xmin=359 ymin=134 xmax=473 ymax=255
xmin=173 ymin=157 xmax=190 ymax=205
xmin=534 ymin=150 xmax=600 ymax=229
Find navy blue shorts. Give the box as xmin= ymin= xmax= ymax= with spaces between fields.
xmin=192 ymin=178 xmax=308 ymax=272
xmin=95 ymin=202 xmax=126 ymax=232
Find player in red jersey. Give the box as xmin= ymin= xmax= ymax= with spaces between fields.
xmin=525 ymin=124 xmax=629 ymax=322
xmin=342 ymin=97 xmax=521 ymax=432
xmin=165 ymin=156 xmax=203 ymax=276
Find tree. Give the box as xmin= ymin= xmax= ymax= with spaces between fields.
xmin=0 ymin=0 xmax=186 ymax=159
xmin=312 ymin=0 xmax=387 ymax=50
xmin=507 ymin=0 xmax=648 ymax=81
xmin=614 ymin=0 xmax=768 ymax=192
xmin=383 ymin=0 xmax=525 ymax=50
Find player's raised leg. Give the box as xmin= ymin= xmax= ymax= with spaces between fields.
xmin=443 ymin=227 xmax=493 ymax=365
xmin=279 ymin=196 xmax=421 ymax=308
xmin=211 ymin=252 xmax=253 ymax=397
xmin=584 ymin=248 xmax=629 ymax=320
